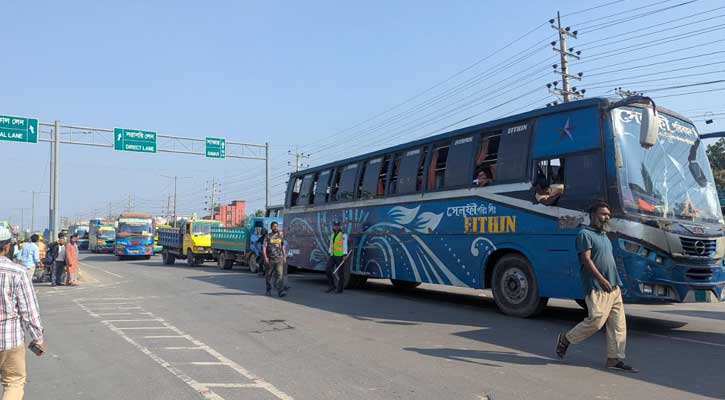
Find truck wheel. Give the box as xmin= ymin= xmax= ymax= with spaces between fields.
xmin=219 ymin=252 xmax=233 ymax=270
xmin=390 ymin=279 xmax=421 ymax=289
xmin=187 ymin=250 xmax=196 ymax=267
xmin=491 ymin=254 xmax=548 ymax=318
xmin=247 ymin=253 xmax=259 ymax=274
xmin=143 ymin=255 xmax=151 ymax=260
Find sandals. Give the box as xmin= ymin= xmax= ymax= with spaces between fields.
xmin=607 ymin=361 xmax=639 ymax=373
xmin=556 ymin=333 xmax=569 ymax=359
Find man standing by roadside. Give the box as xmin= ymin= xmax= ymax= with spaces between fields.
xmin=50 ymin=233 xmax=67 ymax=286
xmin=262 ymin=222 xmax=287 ymax=298
xmin=0 ymin=227 xmax=46 ymax=399
xmin=65 ymin=234 xmax=79 ymax=286
xmin=325 ymin=221 xmax=348 ymax=294
xmin=18 ymin=235 xmax=40 ymax=283
xmin=556 ymin=201 xmax=637 ymax=373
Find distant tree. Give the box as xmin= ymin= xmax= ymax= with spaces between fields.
xmin=707 ymin=138 xmax=725 ymax=189
xmin=254 ymin=209 xmax=265 ymax=217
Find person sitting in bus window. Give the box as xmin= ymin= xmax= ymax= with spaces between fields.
xmin=534 ymin=175 xmax=564 ymax=205
xmin=473 ymin=168 xmax=492 ymax=187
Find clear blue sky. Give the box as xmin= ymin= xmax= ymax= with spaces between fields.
xmin=2 ymin=0 xmax=724 ymax=230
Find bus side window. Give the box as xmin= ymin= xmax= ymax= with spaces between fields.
xmin=473 ymin=134 xmax=500 ymax=187
xmin=559 ymin=152 xmax=604 ymax=210
xmin=329 ymin=169 xmax=342 ymax=202
xmin=397 ymin=147 xmax=424 ymax=194
xmin=387 ymin=153 xmax=402 ymax=195
xmin=315 ymin=170 xmax=332 ymax=205
xmin=376 ymin=155 xmax=391 ymax=197
xmin=427 ymin=143 xmax=450 ymax=191
xmin=532 ymin=158 xmax=563 ymax=205
xmin=416 ymin=147 xmax=428 ymax=192
xmin=337 ymin=163 xmax=359 ymax=201
xmin=444 ymin=136 xmax=475 ymax=188
xmin=298 ymin=174 xmax=315 ymax=205
xmin=360 ymin=157 xmax=383 ymax=200
xmin=288 ymin=176 xmax=302 ymax=206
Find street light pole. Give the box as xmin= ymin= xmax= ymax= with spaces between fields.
xmin=161 ymin=175 xmax=191 ymax=227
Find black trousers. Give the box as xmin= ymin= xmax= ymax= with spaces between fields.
xmin=54 ymin=261 xmax=66 ymax=285
xmin=326 ymin=255 xmax=345 ymax=292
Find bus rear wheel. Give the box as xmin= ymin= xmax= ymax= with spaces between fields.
xmin=491 ymin=254 xmax=548 ymax=318
xmin=390 ymin=279 xmax=421 ymax=289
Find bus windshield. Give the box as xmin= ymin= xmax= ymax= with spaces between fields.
xmin=118 ymin=222 xmax=153 ymax=235
xmin=99 ymin=230 xmax=116 ymax=240
xmin=613 ymin=106 xmax=723 ymax=224
xmin=192 ymin=221 xmax=221 ymax=235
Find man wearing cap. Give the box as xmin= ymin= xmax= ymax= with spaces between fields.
xmin=0 ymin=227 xmax=46 ymax=399
xmin=325 ymin=221 xmax=348 ymax=294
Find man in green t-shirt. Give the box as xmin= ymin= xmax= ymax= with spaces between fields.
xmin=556 ymin=201 xmax=637 ymax=373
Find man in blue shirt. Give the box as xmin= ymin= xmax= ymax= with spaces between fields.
xmin=18 ymin=234 xmax=41 ymax=283
xmin=555 ymin=201 xmax=637 ymax=373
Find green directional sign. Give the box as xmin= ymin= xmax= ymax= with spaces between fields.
xmin=0 ymin=115 xmax=38 ymax=143
xmin=114 ymin=128 xmax=157 ymax=153
xmin=205 ymin=137 xmax=226 ymax=158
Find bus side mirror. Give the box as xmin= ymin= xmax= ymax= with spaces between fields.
xmin=640 ymin=105 xmax=658 ymax=148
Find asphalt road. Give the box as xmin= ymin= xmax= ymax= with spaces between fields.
xmin=25 ymin=252 xmax=725 ymax=400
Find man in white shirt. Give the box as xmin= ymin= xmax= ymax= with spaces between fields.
xmin=18 ymin=235 xmax=41 ymax=283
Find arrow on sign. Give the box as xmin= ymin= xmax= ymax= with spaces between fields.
xmin=29 ymin=125 xmax=34 ymax=135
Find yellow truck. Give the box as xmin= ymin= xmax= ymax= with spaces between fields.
xmin=157 ymin=219 xmax=222 ymax=266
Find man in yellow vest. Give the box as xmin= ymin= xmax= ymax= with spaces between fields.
xmin=325 ymin=221 xmax=348 ymax=293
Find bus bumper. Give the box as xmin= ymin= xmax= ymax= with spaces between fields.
xmin=115 ymin=245 xmax=154 ymax=256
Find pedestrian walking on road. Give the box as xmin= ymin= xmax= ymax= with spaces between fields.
xmin=0 ymin=226 xmax=46 ymax=400
xmin=262 ymin=222 xmax=287 ymax=297
xmin=65 ymin=234 xmax=79 ymax=286
xmin=556 ymin=201 xmax=637 ymax=373
xmin=325 ymin=221 xmax=348 ymax=294
xmin=18 ymin=235 xmax=41 ymax=284
xmin=49 ymin=233 xmax=68 ymax=286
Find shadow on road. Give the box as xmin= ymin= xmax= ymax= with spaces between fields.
xmin=107 ymin=257 xmax=725 ymax=399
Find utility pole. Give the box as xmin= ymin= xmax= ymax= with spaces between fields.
xmin=288 ymin=146 xmax=310 ymax=172
xmin=21 ymin=191 xmax=48 ymax=233
xmin=547 ymin=12 xmax=584 ymax=104
xmin=108 ymin=201 xmax=114 ymax=222
xmin=161 ymin=175 xmax=190 ymax=227
xmin=205 ymin=178 xmax=218 ymax=220
xmin=126 ymin=193 xmax=134 ymax=212
xmin=266 ymin=143 xmax=271 ymax=210
xmin=49 ymin=120 xmax=60 ymax=241
xmin=166 ymin=195 xmax=172 ymax=221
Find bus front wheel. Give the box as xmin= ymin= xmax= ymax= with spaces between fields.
xmin=491 ymin=254 xmax=548 ymax=318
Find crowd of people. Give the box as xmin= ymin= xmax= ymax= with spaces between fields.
xmin=6 ymin=232 xmax=81 ymax=287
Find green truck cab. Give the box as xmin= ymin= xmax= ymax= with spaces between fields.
xmin=158 ymin=219 xmax=222 ymax=266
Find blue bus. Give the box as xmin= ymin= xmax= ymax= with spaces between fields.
xmin=283 ymin=97 xmax=725 ymax=317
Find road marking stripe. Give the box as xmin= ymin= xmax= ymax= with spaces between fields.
xmin=84 ymin=307 xmax=143 ymax=310
xmin=102 ymin=319 xmax=164 ymax=323
xmin=143 ymin=335 xmax=188 ymax=339
xmin=115 ymin=327 xmax=174 ymax=330
xmin=79 ymin=262 xmax=124 ymax=278
xmin=161 ymin=346 xmax=205 ymax=350
xmin=94 ymin=313 xmax=133 ymax=316
xmin=643 ymin=332 xmax=725 ymax=348
xmin=74 ymin=298 xmax=294 ymax=400
xmin=184 ymin=362 xmax=227 ymax=366
xmin=199 ymin=383 xmax=263 ymax=388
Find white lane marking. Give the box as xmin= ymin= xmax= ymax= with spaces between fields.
xmin=74 ymin=298 xmax=294 ymax=400
xmin=143 ymin=335 xmax=187 ymax=339
xmin=84 ymin=307 xmax=142 ymax=310
xmin=183 ymin=362 xmax=227 ymax=366
xmin=77 ymin=297 xmax=144 ymax=301
xmin=94 ymin=313 xmax=134 ymax=316
xmin=102 ymin=319 xmax=164 ymax=323
xmin=115 ymin=327 xmax=174 ymax=330
xmin=161 ymin=346 xmax=205 ymax=350
xmin=643 ymin=332 xmax=725 ymax=348
xmin=200 ymin=383 xmax=263 ymax=388
xmin=79 ymin=261 xmax=124 ymax=278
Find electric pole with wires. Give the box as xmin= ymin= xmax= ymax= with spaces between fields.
xmin=547 ymin=12 xmax=585 ymax=104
